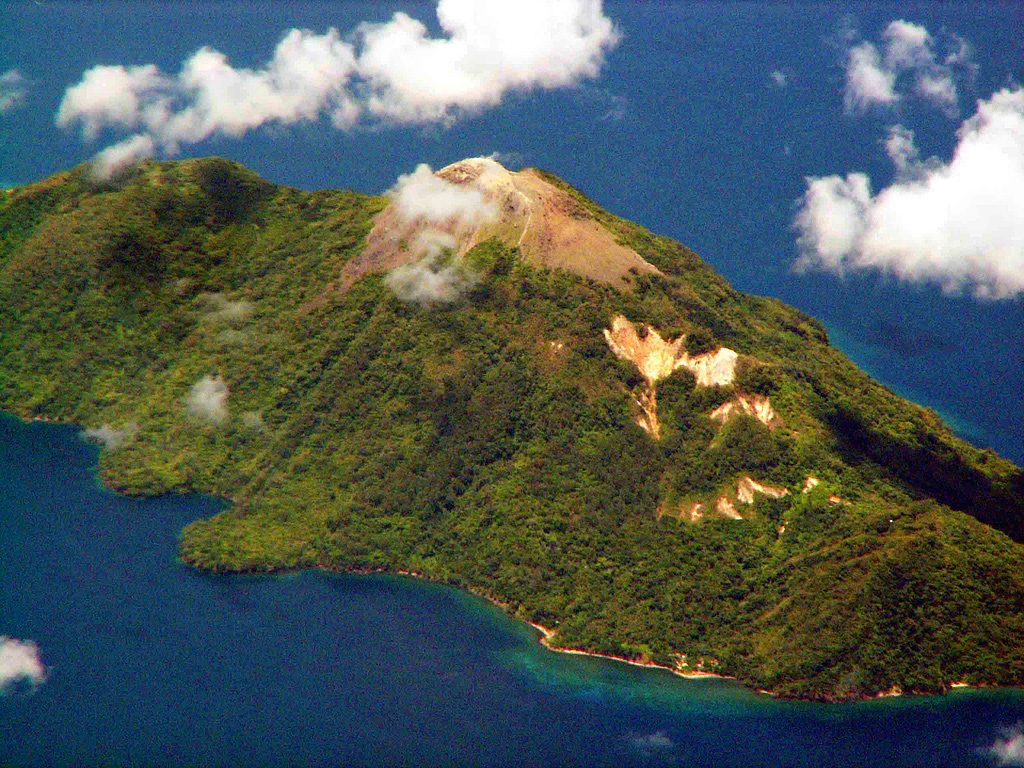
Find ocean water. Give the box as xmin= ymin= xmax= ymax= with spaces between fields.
xmin=2 ymin=412 xmax=1023 ymax=767
xmin=2 ymin=2 xmax=1023 ymax=765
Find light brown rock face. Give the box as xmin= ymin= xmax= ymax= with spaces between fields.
xmin=668 ymin=477 xmax=789 ymax=523
xmin=630 ymin=386 xmax=661 ymax=439
xmin=601 ymin=315 xmax=742 ymax=438
xmin=602 ymin=315 xmax=738 ymax=387
xmin=736 ymin=476 xmax=788 ymax=504
xmin=474 ymin=162 xmax=662 ymax=289
xmin=716 ymin=496 xmax=742 ymax=519
xmin=709 ymin=394 xmax=778 ymax=428
xmin=342 ymin=157 xmax=661 ymax=295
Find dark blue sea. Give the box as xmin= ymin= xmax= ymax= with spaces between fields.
xmin=1 ymin=2 xmax=1022 ymax=765
xmin=2 ymin=413 xmax=1023 ymax=767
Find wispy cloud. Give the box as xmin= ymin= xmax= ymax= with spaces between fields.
xmin=844 ymin=42 xmax=898 ymax=112
xmin=198 ymin=293 xmax=255 ymax=344
xmin=984 ymin=722 xmax=1024 ymax=766
xmin=82 ymin=421 xmax=138 ymax=451
xmin=882 ymin=124 xmax=920 ymax=175
xmin=214 ymin=329 xmax=251 ymax=346
xmin=90 ymin=134 xmax=156 ymax=181
xmin=487 ymin=150 xmax=525 ymax=170
xmin=56 ymin=0 xmax=620 ymax=178
xmin=185 ymin=375 xmax=230 ymax=425
xmin=574 ymin=87 xmax=629 ymax=123
xmin=384 ymin=162 xmax=500 ymax=305
xmin=600 ymin=93 xmax=629 ymax=123
xmin=387 ymin=258 xmax=478 ymax=305
xmin=0 ymin=637 xmax=46 ymax=692
xmin=842 ymin=20 xmax=974 ymax=116
xmin=241 ymin=411 xmax=266 ymax=432
xmin=629 ymin=730 xmax=675 ymax=756
xmin=794 ymin=86 xmax=1024 ymax=299
xmin=0 ymin=69 xmax=28 ymax=113
xmin=199 ymin=292 xmax=252 ymax=327
xmin=389 ymin=162 xmax=499 ymax=230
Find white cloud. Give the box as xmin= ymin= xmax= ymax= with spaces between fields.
xmin=159 ymin=30 xmax=358 ymax=150
xmin=389 ymin=162 xmax=499 ymax=229
xmin=844 ymin=42 xmax=899 ymax=112
xmin=986 ymin=722 xmax=1024 ymax=766
xmin=842 ymin=20 xmax=973 ymax=116
xmin=91 ymin=134 xmax=156 ymax=181
xmin=0 ymin=69 xmax=28 ymax=113
xmin=185 ymin=375 xmax=230 ymax=425
xmin=56 ymin=64 xmax=169 ymax=140
xmin=199 ymin=292 xmax=253 ymax=326
xmin=0 ymin=637 xmax=46 ymax=692
xmin=794 ymin=173 xmax=872 ymax=270
xmin=57 ymin=31 xmax=357 ymax=153
xmin=795 ymin=86 xmax=1024 ymax=299
xmin=357 ymin=0 xmax=620 ymax=123
xmin=56 ymin=0 xmax=619 ymax=173
xmin=770 ymin=70 xmax=788 ymax=89
xmin=383 ymin=162 xmax=501 ymax=305
xmin=82 ymin=421 xmax=138 ymax=451
xmin=882 ymin=124 xmax=919 ymax=174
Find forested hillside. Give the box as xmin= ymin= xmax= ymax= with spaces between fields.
xmin=2 ymin=157 xmax=1022 ymax=700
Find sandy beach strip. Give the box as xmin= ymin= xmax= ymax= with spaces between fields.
xmin=528 ymin=622 xmax=731 ymax=680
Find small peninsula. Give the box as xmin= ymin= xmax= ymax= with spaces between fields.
xmin=1 ymin=156 xmax=1022 ymax=701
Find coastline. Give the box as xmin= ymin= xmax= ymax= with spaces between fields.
xmin=326 ymin=560 xmax=735 ymax=683
xmin=0 ymin=410 xmax=1008 ymax=703
xmin=322 ymin=560 xmax=1004 ymax=702
xmin=525 ymin=621 xmax=731 ymax=681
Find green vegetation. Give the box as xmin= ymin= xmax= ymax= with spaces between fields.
xmin=684 ymin=326 xmax=716 ymax=356
xmin=2 ymin=157 xmax=1022 ymax=701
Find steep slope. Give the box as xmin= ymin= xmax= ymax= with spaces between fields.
xmin=1 ymin=157 xmax=1022 ymax=701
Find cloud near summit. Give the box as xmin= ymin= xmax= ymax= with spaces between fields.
xmin=384 ymin=162 xmax=500 ymax=305
xmin=56 ymin=0 xmax=620 ymax=177
xmin=388 ymin=163 xmax=499 ymax=230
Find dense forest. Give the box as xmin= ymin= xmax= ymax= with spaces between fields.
xmin=2 ymin=157 xmax=1022 ymax=701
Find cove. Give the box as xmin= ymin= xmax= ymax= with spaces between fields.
xmin=1 ymin=412 xmax=1021 ymax=767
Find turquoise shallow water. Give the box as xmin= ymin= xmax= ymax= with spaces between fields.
xmin=2 ymin=413 xmax=1023 ymax=767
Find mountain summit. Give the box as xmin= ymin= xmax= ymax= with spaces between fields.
xmin=1 ymin=156 xmax=1022 ymax=701
xmin=349 ymin=157 xmax=660 ymax=294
